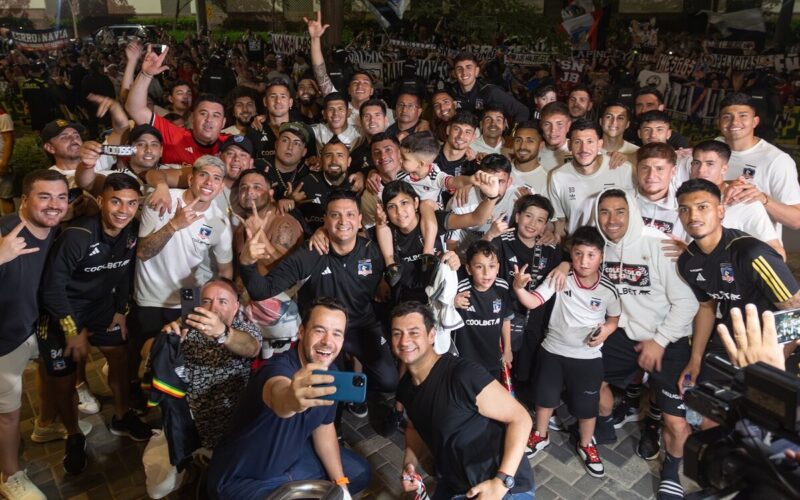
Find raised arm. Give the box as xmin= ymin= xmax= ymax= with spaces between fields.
xmin=305 ymin=11 xmax=336 ymax=96
xmin=119 ymin=40 xmax=143 ymax=104
xmin=125 ymin=45 xmax=170 ymax=125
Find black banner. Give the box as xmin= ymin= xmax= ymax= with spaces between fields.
xmin=11 ymin=28 xmax=70 ymax=52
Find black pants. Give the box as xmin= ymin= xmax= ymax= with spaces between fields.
xmin=336 ymin=320 xmax=398 ymax=394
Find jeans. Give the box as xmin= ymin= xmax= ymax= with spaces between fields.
xmin=436 ymin=487 xmax=535 ymax=499
xmin=211 ymin=442 xmax=371 ymax=499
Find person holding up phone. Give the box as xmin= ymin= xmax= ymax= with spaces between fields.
xmin=512 ymin=226 xmax=620 ymax=478
xmin=207 ymin=297 xmax=371 ymax=499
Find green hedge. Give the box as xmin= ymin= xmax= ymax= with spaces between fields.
xmin=10 ymin=135 xmax=50 ymax=196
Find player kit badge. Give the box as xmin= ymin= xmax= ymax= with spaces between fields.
xmin=720 ymin=263 xmax=734 ymax=283
xmin=358 ymin=259 xmax=373 ymax=276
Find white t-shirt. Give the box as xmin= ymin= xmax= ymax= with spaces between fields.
xmin=0 ymin=113 xmax=13 ymax=166
xmin=396 ymin=163 xmax=452 ymax=204
xmin=549 ymin=155 xmax=635 ymax=234
xmin=535 ymin=272 xmax=621 ymax=359
xmin=538 ymin=142 xmax=572 ymax=172
xmin=512 ymin=163 xmax=548 ymax=196
xmin=724 ymin=138 xmax=800 ymax=239
xmin=469 ymin=134 xmax=503 ymax=156
xmin=601 ymin=140 xmax=639 ymax=166
xmin=135 ymin=189 xmax=233 ymax=308
xmin=447 ymin=184 xmax=522 ymax=253
xmin=723 ymin=199 xmax=779 ymax=243
xmin=636 ymin=187 xmax=688 ymax=242
xmin=312 ymin=123 xmax=362 ymax=149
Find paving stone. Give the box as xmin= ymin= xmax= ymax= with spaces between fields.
xmin=546 ymin=438 xmax=576 ymax=465
xmin=604 ymin=454 xmax=656 ymax=489
xmin=600 ymin=478 xmax=647 ymax=500
xmin=573 ymin=473 xmax=608 ymax=495
xmin=542 ymin=475 xmax=586 ymax=499
xmin=353 ymin=435 xmax=390 ymax=458
xmin=598 ymin=444 xmax=631 ymax=468
xmin=533 ymin=484 xmax=561 ymax=500
xmin=374 ymin=462 xmax=404 ymax=497
xmin=631 ymin=471 xmax=660 ymax=498
xmin=536 ymin=453 xmax=586 ymax=485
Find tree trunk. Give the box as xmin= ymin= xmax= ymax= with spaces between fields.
xmin=321 ymin=0 xmax=344 ymax=49
xmin=196 ymin=0 xmax=209 ymax=36
xmin=774 ymin=0 xmax=795 ymax=51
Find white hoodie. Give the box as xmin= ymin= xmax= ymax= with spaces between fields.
xmin=593 ymin=188 xmax=698 ymax=347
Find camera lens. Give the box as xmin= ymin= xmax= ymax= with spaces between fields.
xmin=353 ymin=376 xmax=365 ymax=388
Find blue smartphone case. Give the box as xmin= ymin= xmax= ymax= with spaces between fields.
xmin=312 ymin=370 xmax=367 ymax=403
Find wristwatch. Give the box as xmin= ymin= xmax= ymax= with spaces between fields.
xmin=216 ymin=324 xmax=230 ymax=344
xmin=495 ymin=470 xmax=515 ymax=489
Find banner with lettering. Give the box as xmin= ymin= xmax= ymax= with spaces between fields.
xmin=270 ymin=34 xmax=310 ymax=55
xmin=11 ymin=28 xmax=70 ymax=52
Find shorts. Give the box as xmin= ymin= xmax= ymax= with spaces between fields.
xmin=602 ymin=329 xmax=691 ymax=417
xmin=37 ymin=310 xmax=126 ymax=377
xmin=533 ymin=349 xmax=603 ymax=420
xmin=128 ymin=304 xmax=181 ymax=343
xmin=0 ymin=334 xmax=38 ymax=413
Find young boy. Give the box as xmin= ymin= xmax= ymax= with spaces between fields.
xmin=453 ymin=240 xmax=514 ymax=381
xmin=512 ymin=226 xmax=621 ymax=478
xmin=485 ymin=194 xmax=562 ymax=386
xmin=379 ymin=132 xmax=496 ymax=281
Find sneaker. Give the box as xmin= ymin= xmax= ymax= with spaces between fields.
xmin=76 ymin=382 xmax=100 ymax=415
xmin=30 ymin=419 xmax=93 ymax=443
xmin=576 ymin=443 xmax=605 ymax=478
xmin=593 ymin=415 xmax=617 ymax=445
xmin=63 ymin=433 xmax=87 ymax=475
xmin=384 ymin=263 xmax=402 ymax=287
xmin=110 ymin=410 xmax=154 ymax=441
xmin=382 ymin=408 xmax=407 ymax=436
xmin=0 ymin=470 xmax=46 ymax=500
xmin=525 ymin=431 xmax=549 ymax=458
xmin=611 ymin=400 xmax=639 ymax=429
xmin=547 ymin=415 xmax=564 ymax=431
xmin=347 ymin=402 xmax=368 ymax=419
xmin=637 ymin=419 xmax=661 ymax=460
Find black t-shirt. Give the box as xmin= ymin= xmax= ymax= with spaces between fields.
xmin=295 ymin=173 xmax=351 ymax=232
xmin=678 ymin=228 xmax=799 ymax=349
xmin=263 ymin=163 xmax=310 ymax=201
xmin=434 ymin=148 xmax=478 ymax=177
xmin=0 ymin=214 xmax=56 ymax=355
xmin=349 ymin=140 xmax=373 ymax=174
xmin=368 ymin=210 xmax=449 ymax=303
xmin=453 ymin=278 xmax=513 ymax=375
xmin=492 ymin=232 xmax=562 ymax=317
xmin=246 ymin=121 xmax=317 ymax=172
xmin=396 ymin=354 xmax=534 ymax=494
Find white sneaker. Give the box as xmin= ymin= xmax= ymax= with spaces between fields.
xmin=76 ymin=382 xmax=100 ymax=414
xmin=30 ymin=419 xmax=93 ymax=443
xmin=0 ymin=470 xmax=46 ymax=500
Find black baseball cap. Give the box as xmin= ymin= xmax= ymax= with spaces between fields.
xmin=129 ymin=124 xmax=163 ymax=144
xmin=220 ymin=135 xmax=254 ymax=157
xmin=41 ymin=119 xmax=86 ymax=143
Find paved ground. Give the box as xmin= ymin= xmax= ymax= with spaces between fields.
xmin=17 ymin=354 xmax=694 ymax=500
xmin=15 ymin=257 xmax=800 ymax=499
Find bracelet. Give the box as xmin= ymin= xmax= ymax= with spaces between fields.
xmin=763 ymin=194 xmax=770 ymax=206
xmin=334 ymin=476 xmax=349 ymax=486
xmin=167 ymin=220 xmax=178 ymax=232
xmin=139 ymin=70 xmax=155 ymax=79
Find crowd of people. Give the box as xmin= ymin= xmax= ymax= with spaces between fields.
xmin=1 ymin=10 xmax=800 ymax=500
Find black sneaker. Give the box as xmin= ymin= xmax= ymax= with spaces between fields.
xmin=111 ymin=410 xmax=154 ymax=441
xmin=593 ymin=415 xmax=617 ymax=445
xmin=384 ymin=264 xmax=402 ymax=287
xmin=636 ymin=418 xmax=661 ymax=460
xmin=63 ymin=433 xmax=87 ymax=475
xmin=347 ymin=402 xmax=368 ymax=419
xmin=611 ymin=400 xmax=639 ymax=429
xmin=382 ymin=408 xmax=407 ymax=436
